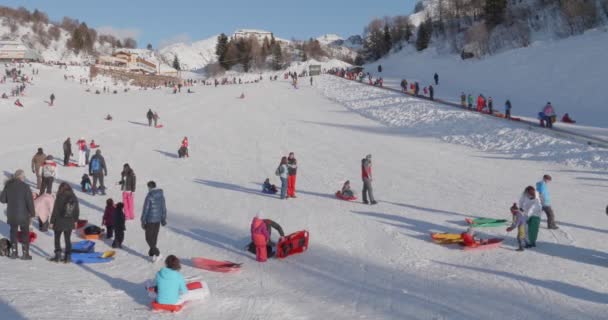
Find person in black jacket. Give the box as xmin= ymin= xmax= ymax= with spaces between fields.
xmin=50 ymin=182 xmax=80 ymax=263
xmin=62 ymin=137 xmax=72 ymax=166
xmin=112 ymin=202 xmax=126 ymax=248
xmin=429 ymin=85 xmax=434 ymax=100
xmin=0 ymin=169 xmax=35 ymax=260
xmin=146 ymin=109 xmax=154 ymax=126
xmin=120 ymin=163 xmax=136 ymax=220
xmin=434 ymin=73 xmax=439 ymax=85
xmin=89 ymin=149 xmax=108 ymax=196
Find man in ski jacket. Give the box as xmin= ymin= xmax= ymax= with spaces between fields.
xmin=31 ymin=148 xmax=46 ymax=190
xmin=62 ymin=138 xmax=72 ymax=166
xmin=147 ymin=109 xmax=154 ymax=126
xmin=89 ymin=149 xmax=107 ymax=195
xmin=433 ymin=73 xmax=439 ymax=85
xmin=536 ymin=175 xmax=558 ymax=229
xmin=361 ymin=154 xmax=376 ymax=205
xmin=141 ymin=181 xmax=167 ymax=260
xmin=0 ymin=169 xmax=35 ymax=259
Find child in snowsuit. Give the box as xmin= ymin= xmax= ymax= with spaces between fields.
xmin=251 ymin=216 xmax=270 ymax=262
xmin=507 ymin=203 xmax=528 ymax=251
xmin=102 ymin=198 xmax=115 ymax=239
xmin=112 ymin=202 xmax=126 ymax=248
xmin=262 ymin=178 xmax=278 ymax=194
xmin=248 ymin=217 xmax=284 ymax=258
xmin=340 ymin=180 xmax=354 ymax=198
xmin=80 ymin=174 xmax=92 ymax=192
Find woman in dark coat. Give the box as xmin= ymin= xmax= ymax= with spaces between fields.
xmin=50 ymin=182 xmax=80 ymax=263
xmin=120 ymin=163 xmax=136 ymax=220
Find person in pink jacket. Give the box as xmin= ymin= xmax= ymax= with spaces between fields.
xmin=34 ymin=192 xmax=54 ymax=232
xmin=251 ymin=215 xmax=269 ymax=262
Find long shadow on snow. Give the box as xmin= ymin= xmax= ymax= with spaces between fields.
xmin=193 ymin=179 xmax=275 ymax=199
xmin=56 ymin=179 xmax=105 ymax=212
xmin=166 ymin=215 xmax=582 ymax=319
xmin=0 ymin=299 xmax=26 ymax=320
xmin=352 ymin=210 xmax=463 ymax=235
xmin=154 ymin=149 xmax=178 ymax=159
xmin=437 ymin=262 xmax=608 ymax=304
xmin=575 ymin=176 xmax=608 ymax=182
xmin=77 ymin=263 xmax=150 ymax=308
xmin=128 ymin=120 xmax=150 ymax=127
xmin=167 ymin=225 xmax=253 ymax=261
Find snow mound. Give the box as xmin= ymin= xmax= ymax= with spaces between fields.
xmin=318 ymin=75 xmax=608 ymax=169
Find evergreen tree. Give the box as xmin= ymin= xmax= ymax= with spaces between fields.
xmin=416 ymin=19 xmax=433 ymax=51
xmin=271 ymin=43 xmax=283 ymax=70
xmin=485 ymin=0 xmax=507 ymax=27
xmin=236 ymin=38 xmax=253 ymax=72
xmin=301 ymin=50 xmax=308 ymax=62
xmin=404 ymin=23 xmax=413 ymax=42
xmin=146 ymin=43 xmax=153 ymax=50
xmin=172 ymin=55 xmax=181 ymax=71
xmin=261 ymin=36 xmax=271 ymax=58
xmin=215 ymin=33 xmax=229 ymax=69
xmin=115 ymin=39 xmax=123 ymax=48
xmin=383 ymin=24 xmax=392 ymax=55
xmin=354 ymin=54 xmax=365 ymax=66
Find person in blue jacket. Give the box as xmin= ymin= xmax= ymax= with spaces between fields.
xmin=536 ymin=174 xmax=558 ymax=229
xmin=155 ymin=255 xmax=188 ymax=305
xmin=141 ymin=181 xmax=167 ymax=261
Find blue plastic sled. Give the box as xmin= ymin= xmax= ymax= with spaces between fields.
xmin=72 ymin=240 xmax=95 ymax=253
xmin=72 ymin=252 xmax=114 ymax=264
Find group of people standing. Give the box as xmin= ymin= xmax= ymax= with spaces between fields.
xmin=275 ymin=152 xmax=297 ymax=199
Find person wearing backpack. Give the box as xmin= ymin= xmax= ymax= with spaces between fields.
xmin=50 ymin=182 xmax=80 ymax=263
xmin=40 ymin=155 xmax=57 ymax=194
xmin=89 ymin=149 xmax=107 ymax=196
xmin=275 ymin=157 xmax=288 ymax=200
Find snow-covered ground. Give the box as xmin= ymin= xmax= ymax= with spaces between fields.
xmin=368 ymin=28 xmax=608 ymax=129
xmin=0 ymin=64 xmax=606 ymax=319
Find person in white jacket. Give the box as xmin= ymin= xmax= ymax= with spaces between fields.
xmin=40 ymin=155 xmax=58 ymax=194
xmin=518 ymin=186 xmax=543 ymax=248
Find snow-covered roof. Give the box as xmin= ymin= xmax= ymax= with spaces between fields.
xmin=234 ymin=29 xmax=272 ymax=34
xmin=0 ymin=40 xmax=28 ymax=51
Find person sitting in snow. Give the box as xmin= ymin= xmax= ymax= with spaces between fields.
xmin=153 ymin=255 xmax=206 ymax=306
xmin=262 ymin=178 xmax=278 ymax=194
xmin=1 ymin=93 xmax=7 ymax=99
xmin=104 ymin=114 xmax=113 ymax=121
xmin=460 ymin=227 xmax=488 ymax=247
xmin=80 ymin=174 xmax=92 ymax=193
xmin=561 ymin=113 xmax=576 ymax=124
xmin=338 ymin=180 xmax=355 ymax=198
xmin=14 ymin=99 xmax=23 ymax=107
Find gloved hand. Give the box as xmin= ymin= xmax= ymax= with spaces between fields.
xmin=506 ymin=227 xmax=513 ymax=232
xmin=161 ymin=221 xmax=166 ymax=226
xmin=141 ymin=224 xmax=146 ymax=230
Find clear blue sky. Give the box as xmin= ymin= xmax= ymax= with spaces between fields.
xmin=5 ymin=0 xmax=414 ymax=48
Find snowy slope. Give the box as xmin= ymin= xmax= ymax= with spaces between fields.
xmin=316 ymin=34 xmax=343 ymax=45
xmin=367 ymin=28 xmax=608 ymax=128
xmin=159 ymin=36 xmax=219 ymax=71
xmin=0 ymin=64 xmax=606 ymax=320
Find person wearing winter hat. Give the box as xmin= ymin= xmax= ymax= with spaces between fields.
xmin=361 ymin=154 xmax=376 ymax=205
xmin=0 ymin=169 xmax=35 ymax=259
xmin=89 ymin=149 xmax=107 ymax=196
xmin=141 ymin=181 xmax=167 ymax=262
xmin=40 ymin=155 xmax=58 ymax=194
xmin=31 ymin=147 xmax=46 ymax=190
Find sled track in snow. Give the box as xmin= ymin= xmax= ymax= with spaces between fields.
xmin=329 ymin=75 xmax=608 ymax=149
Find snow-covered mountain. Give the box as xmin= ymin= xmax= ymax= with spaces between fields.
xmin=316 ymin=34 xmax=343 ymax=45
xmin=158 ymin=36 xmax=218 ymax=71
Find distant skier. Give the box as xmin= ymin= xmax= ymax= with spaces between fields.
xmin=49 ymin=93 xmax=55 ymax=106
xmin=433 ymin=73 xmax=439 ymax=85
xmin=62 ymin=138 xmax=72 ymax=166
xmin=361 ymin=154 xmax=376 ymax=205
xmin=89 ymin=149 xmax=108 ymax=196
xmin=429 ymin=85 xmax=434 ymax=100
xmin=141 ymin=180 xmax=167 ymax=262
xmin=505 ymin=100 xmax=512 ymax=119
xmin=147 ymin=109 xmax=154 ymax=127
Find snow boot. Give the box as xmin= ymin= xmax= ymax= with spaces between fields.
xmin=21 ymin=244 xmax=32 ymax=260
xmin=8 ymin=243 xmax=18 ymax=259
xmin=63 ymin=252 xmax=71 ymax=264
xmin=49 ymin=250 xmax=61 ymax=262
xmin=370 ymin=201 xmax=378 ymax=205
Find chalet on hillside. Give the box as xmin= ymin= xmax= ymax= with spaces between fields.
xmin=0 ymin=40 xmax=41 ymax=62
xmin=96 ymin=50 xmax=157 ymax=74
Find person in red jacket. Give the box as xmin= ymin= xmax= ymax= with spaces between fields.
xmin=561 ymin=113 xmax=576 ymax=124
xmin=361 ymin=154 xmax=376 ymax=205
xmin=476 ymin=95 xmax=485 ymax=112
xmin=76 ymin=138 xmax=87 ymax=167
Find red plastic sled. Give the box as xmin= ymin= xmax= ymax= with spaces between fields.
xmin=191 ymin=257 xmax=242 ymax=273
xmin=335 ymin=191 xmax=357 ymax=201
xmin=76 ymin=219 xmax=88 ymax=229
xmin=151 ymin=301 xmax=184 ymax=313
xmin=66 ymin=162 xmax=79 ymax=167
xmin=276 ymin=230 xmax=309 ymax=259
xmin=17 ymin=231 xmax=37 ymax=243
xmin=155 ymin=124 xmax=164 ymax=128
xmin=89 ymin=144 xmax=100 ymax=149
xmin=462 ymin=238 xmax=503 ymax=251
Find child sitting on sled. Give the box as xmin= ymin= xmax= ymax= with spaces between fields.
xmin=460 ymin=227 xmax=488 ymax=247
xmin=81 ymin=174 xmax=92 ymax=192
xmin=339 ymin=180 xmax=355 ymax=198
xmin=506 ymin=203 xmax=529 ymax=251
xmin=262 ymin=178 xmax=278 ymax=194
